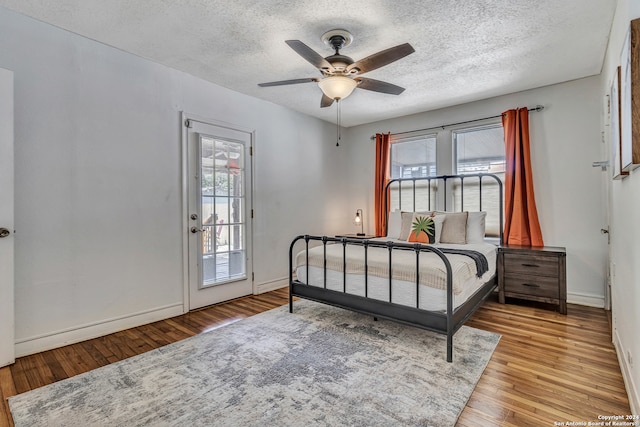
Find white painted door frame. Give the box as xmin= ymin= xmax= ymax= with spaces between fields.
xmin=0 ymin=68 xmax=15 ymax=367
xmin=181 ymin=112 xmax=255 ymax=312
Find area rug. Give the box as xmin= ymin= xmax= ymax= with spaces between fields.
xmin=9 ymin=300 xmax=500 ymax=427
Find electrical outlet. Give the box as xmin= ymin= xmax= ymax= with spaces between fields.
xmin=628 ymin=351 xmax=633 ymax=367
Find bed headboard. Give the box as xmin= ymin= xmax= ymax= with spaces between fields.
xmin=384 ymin=173 xmax=503 ymax=243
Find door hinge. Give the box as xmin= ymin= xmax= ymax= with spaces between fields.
xmin=251 ymin=209 xmax=254 ymax=219
xmin=249 ymin=146 xmax=253 ymax=156
xmin=252 ymin=272 xmax=255 ymax=281
xmin=184 ymin=119 xmax=192 ymax=128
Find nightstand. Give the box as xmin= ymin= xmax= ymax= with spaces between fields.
xmin=335 ymin=234 xmax=377 ymax=239
xmin=497 ymin=244 xmax=567 ymax=314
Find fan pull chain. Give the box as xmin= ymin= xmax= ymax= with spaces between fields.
xmin=336 ymin=99 xmax=341 ymax=147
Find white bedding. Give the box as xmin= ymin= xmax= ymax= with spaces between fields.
xmin=295 ymin=238 xmax=497 ymax=312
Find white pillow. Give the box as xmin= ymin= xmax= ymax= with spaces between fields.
xmin=432 ymin=213 xmax=446 ymax=243
xmin=430 ymin=212 xmax=446 ymax=243
xmin=386 ymin=210 xmax=402 ymax=239
xmin=466 ymin=211 xmax=487 ymax=244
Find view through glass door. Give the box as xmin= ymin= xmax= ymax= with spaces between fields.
xmin=186 ymin=119 xmax=253 ymax=310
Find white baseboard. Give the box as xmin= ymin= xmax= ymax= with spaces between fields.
xmin=567 ymin=291 xmax=605 ymax=308
xmin=14 ymin=303 xmax=184 ymax=358
xmin=613 ymin=330 xmax=639 ymax=415
xmin=256 ymin=277 xmax=288 ymax=294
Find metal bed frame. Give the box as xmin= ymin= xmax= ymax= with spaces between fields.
xmin=288 ymin=173 xmax=503 ymax=362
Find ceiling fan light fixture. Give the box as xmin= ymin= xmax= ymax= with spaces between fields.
xmin=318 ymin=76 xmax=357 ymax=101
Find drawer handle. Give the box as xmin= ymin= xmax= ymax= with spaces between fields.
xmin=522 ymin=283 xmax=540 ymax=288
xmin=521 ymin=263 xmax=539 ymax=268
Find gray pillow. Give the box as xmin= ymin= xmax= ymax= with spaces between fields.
xmin=439 ymin=212 xmax=468 ymax=244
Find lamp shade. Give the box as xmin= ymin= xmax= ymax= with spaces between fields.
xmin=318 ymin=76 xmax=357 ymax=100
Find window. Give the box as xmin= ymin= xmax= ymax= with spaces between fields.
xmin=453 ymin=124 xmax=505 ymax=237
xmin=389 ymin=135 xmax=437 ymax=212
xmin=390 ymin=135 xmax=437 ymax=179
xmin=454 ymin=124 xmax=505 ymax=174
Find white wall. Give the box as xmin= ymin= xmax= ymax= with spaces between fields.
xmin=343 ymin=76 xmax=608 ymax=307
xmin=0 ymin=7 xmax=350 ymax=355
xmin=601 ymin=0 xmax=640 ymax=415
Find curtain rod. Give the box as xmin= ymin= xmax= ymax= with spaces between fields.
xmin=369 ymin=105 xmax=544 ymax=140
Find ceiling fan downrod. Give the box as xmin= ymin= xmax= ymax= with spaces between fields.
xmin=328 ymin=34 xmax=347 ymax=55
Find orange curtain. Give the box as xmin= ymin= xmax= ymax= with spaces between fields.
xmin=374 ymin=133 xmax=391 ymax=236
xmin=502 ymin=108 xmax=544 ymax=246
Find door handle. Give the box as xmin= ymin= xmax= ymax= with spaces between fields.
xmin=191 ymin=227 xmax=203 ymax=234
xmin=0 ymin=228 xmax=10 ymax=238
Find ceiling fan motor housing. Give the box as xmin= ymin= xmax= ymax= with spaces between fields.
xmin=324 ymin=54 xmax=354 ymax=73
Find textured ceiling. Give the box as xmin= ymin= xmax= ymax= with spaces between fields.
xmin=0 ymin=0 xmax=615 ymax=127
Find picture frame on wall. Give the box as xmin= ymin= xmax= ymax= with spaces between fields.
xmin=611 ymin=67 xmax=627 ymax=180
xmin=620 ymin=19 xmax=640 ymax=172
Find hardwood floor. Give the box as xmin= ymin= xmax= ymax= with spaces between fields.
xmin=0 ymin=288 xmax=630 ymax=426
xmin=459 ymin=298 xmax=630 ymax=426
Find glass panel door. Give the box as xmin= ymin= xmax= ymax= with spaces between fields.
xmin=186 ymin=118 xmax=252 ymax=310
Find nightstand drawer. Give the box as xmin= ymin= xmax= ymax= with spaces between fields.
xmin=503 ymin=253 xmax=559 ymax=277
xmin=503 ymin=274 xmax=559 ymax=298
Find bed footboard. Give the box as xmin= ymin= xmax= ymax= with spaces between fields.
xmin=289 ymin=235 xmax=463 ymax=361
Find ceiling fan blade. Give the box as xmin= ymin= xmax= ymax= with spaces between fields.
xmin=258 ymin=78 xmax=318 ymax=87
xmin=347 ymin=43 xmax=415 ymax=74
xmin=321 ymin=94 xmax=335 ymax=108
xmin=285 ymin=40 xmax=334 ymax=71
xmin=356 ymin=78 xmax=405 ymax=95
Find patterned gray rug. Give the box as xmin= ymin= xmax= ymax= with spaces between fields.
xmin=9 ymin=300 xmax=499 ymax=427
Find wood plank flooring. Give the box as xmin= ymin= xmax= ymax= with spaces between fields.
xmin=0 ymin=289 xmax=630 ymax=426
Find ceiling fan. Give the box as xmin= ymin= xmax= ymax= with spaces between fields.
xmin=258 ymin=29 xmax=415 ymax=108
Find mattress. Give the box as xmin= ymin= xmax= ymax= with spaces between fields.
xmin=295 ymin=238 xmax=497 ymax=312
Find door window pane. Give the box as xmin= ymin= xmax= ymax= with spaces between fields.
xmin=214 ymin=171 xmax=229 ymax=196
xmin=230 ymin=224 xmax=244 ymax=251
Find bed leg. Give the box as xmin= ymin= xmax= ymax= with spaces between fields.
xmin=289 ymin=290 xmax=293 ymax=313
xmin=447 ymin=334 xmax=453 ymax=363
